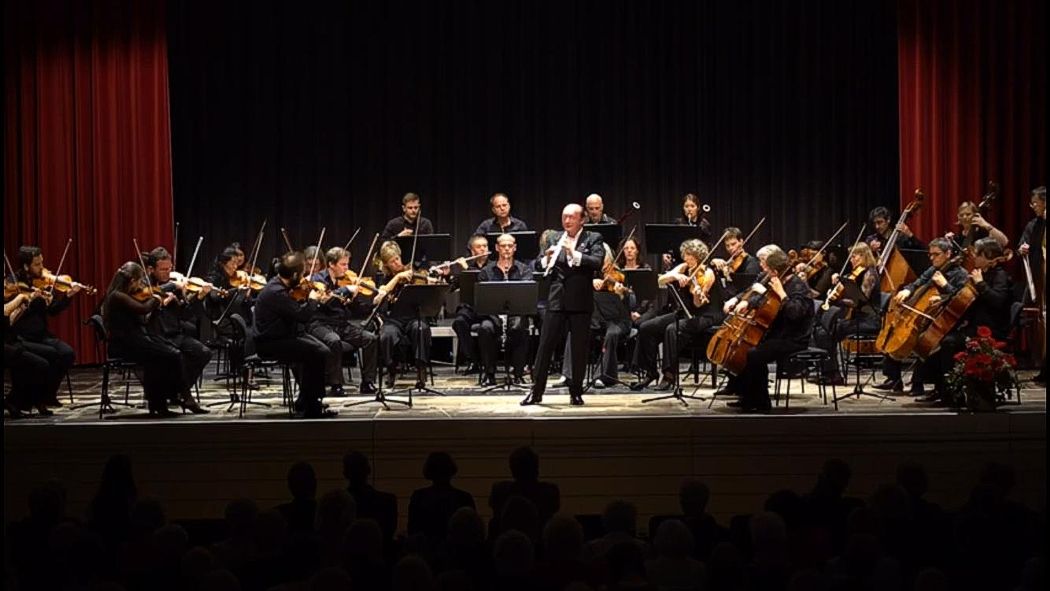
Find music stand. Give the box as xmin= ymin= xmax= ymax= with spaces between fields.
xmin=644 ymin=224 xmax=709 ymax=268
xmin=387 ymin=284 xmax=450 ymax=401
xmin=395 ymin=234 xmax=452 ymax=269
xmin=584 ymin=223 xmax=622 ymax=249
xmin=642 ymin=285 xmax=707 ymax=406
xmin=833 ymin=292 xmax=896 ymax=405
xmin=456 ymin=270 xmax=481 ymax=311
xmin=474 ymin=281 xmax=537 ymax=392
xmin=623 ymin=269 xmax=657 ymax=305
xmin=486 ymin=231 xmax=538 ymax=262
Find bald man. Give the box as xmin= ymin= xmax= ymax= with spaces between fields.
xmin=584 ymin=194 xmax=616 ymax=225
xmin=523 ymin=204 xmax=605 ymax=406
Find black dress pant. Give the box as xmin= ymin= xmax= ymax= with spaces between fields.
xmin=165 ymin=333 xmax=213 ymax=393
xmin=727 ymin=338 xmax=806 ymax=408
xmin=478 ymin=316 xmax=528 ymax=376
xmin=451 ymin=305 xmax=480 ymax=365
xmin=531 ymin=310 xmax=591 ymax=396
xmin=255 ymin=335 xmax=329 ymax=412
xmin=634 ymin=312 xmax=677 ymax=378
xmin=562 ymin=319 xmax=628 ymax=383
xmin=4 ymin=342 xmax=50 ymax=409
xmin=379 ymin=317 xmax=431 ymax=369
xmin=110 ymin=334 xmax=184 ymax=407
xmin=662 ymin=314 xmax=720 ymax=375
xmin=19 ymin=336 xmax=75 ymax=402
xmin=309 ymin=322 xmax=378 ymax=384
xmin=812 ymin=308 xmax=880 ymax=376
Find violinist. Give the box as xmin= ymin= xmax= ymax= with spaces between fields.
xmin=584 ymin=193 xmax=616 ymax=224
xmin=709 ymin=228 xmax=761 ymax=297
xmin=812 ymin=243 xmax=880 ymax=384
xmin=888 ymin=238 xmax=970 ymax=400
xmin=380 ymin=193 xmax=435 ymax=240
xmin=252 ymin=251 xmax=335 ymax=418
xmin=206 ymin=246 xmax=256 ymax=324
xmin=522 ymin=204 xmax=605 ymax=406
xmin=476 ymin=234 xmax=532 ymax=386
xmin=302 ymin=246 xmax=325 ymax=277
xmin=450 ymin=234 xmax=493 ymax=374
xmin=720 ymin=245 xmax=814 ymax=412
xmin=11 ymin=246 xmax=79 ymax=407
xmin=1018 ymin=186 xmax=1046 ymax=385
xmin=616 ymin=235 xmax=654 ymax=325
xmin=101 ymin=262 xmax=190 ymax=416
xmin=5 ymin=289 xmax=52 ymax=417
xmin=372 ymin=241 xmax=435 ymax=389
xmin=308 ymin=247 xmax=379 ymax=396
xmin=632 ymin=239 xmax=721 ymax=391
xmin=952 ymin=201 xmax=1009 ymax=249
xmin=143 ymin=248 xmax=212 ymax=413
xmin=790 ymin=240 xmax=832 ymax=296
xmin=474 ymin=193 xmax=529 ymax=235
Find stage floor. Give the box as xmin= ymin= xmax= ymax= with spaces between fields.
xmin=9 ymin=364 xmax=1046 ymax=424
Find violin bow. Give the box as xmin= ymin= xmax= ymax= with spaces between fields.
xmin=185 ymin=236 xmax=205 ymax=277
xmin=611 ymin=225 xmax=637 ymax=267
xmin=343 ymin=227 xmax=361 ymax=251
xmin=4 ymin=250 xmax=19 ymax=283
xmin=47 ymin=238 xmax=74 ymax=298
xmin=836 ymin=223 xmax=867 ymax=279
xmin=173 ymin=221 xmax=179 ymax=269
xmin=132 ymin=238 xmax=153 ymax=290
xmin=308 ymin=227 xmax=326 ymax=278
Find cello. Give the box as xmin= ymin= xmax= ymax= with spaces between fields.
xmin=877 ymin=189 xmax=925 ymax=292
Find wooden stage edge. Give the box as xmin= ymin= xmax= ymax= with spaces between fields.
xmin=5 ymin=388 xmax=1045 ymax=532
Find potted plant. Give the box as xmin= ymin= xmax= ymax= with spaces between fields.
xmin=945 ymin=326 xmax=1018 ymax=411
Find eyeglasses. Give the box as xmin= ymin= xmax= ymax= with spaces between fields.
xmin=928 ymin=251 xmax=946 ymax=258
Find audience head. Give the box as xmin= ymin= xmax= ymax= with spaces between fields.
xmin=543 ymin=514 xmax=585 ymax=561
xmin=447 ymin=507 xmax=485 ymax=546
xmin=287 ymin=461 xmax=317 ymax=501
xmin=492 ymin=530 xmax=535 ymax=577
xmin=422 ymin=451 xmax=458 ymax=485
xmin=679 ymin=478 xmax=711 ymax=516
xmin=316 ymin=489 xmax=356 ymax=532
xmin=653 ymin=518 xmax=695 ymax=560
xmin=749 ymin=511 xmax=787 ymax=552
xmin=344 ymin=518 xmax=384 ymax=562
xmin=309 ymin=567 xmax=353 ymax=591
xmin=508 ymin=446 xmax=540 ymax=482
xmin=896 ymin=461 xmax=929 ymax=498
xmin=392 ymin=555 xmax=436 ymax=591
xmin=816 ymin=458 xmax=852 ymax=496
xmin=224 ymin=498 xmax=259 ymax=539
xmin=342 ymin=450 xmax=371 ymax=486
xmin=130 ymin=497 xmax=166 ymax=537
xmin=499 ymin=495 xmax=541 ymax=542
xmin=601 ymin=499 xmax=638 ymax=536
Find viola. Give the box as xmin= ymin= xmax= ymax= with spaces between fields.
xmin=336 ymin=270 xmax=377 ymax=298
xmin=33 ymin=269 xmax=97 ymax=295
xmin=4 ymin=281 xmax=51 ymax=303
xmin=169 ymin=271 xmax=228 ymax=297
xmin=596 ymin=266 xmax=628 ymax=296
xmin=289 ymin=279 xmax=343 ymax=303
xmin=821 ymin=265 xmax=866 ymax=311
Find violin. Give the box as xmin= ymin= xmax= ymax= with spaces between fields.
xmin=595 ymin=266 xmax=628 ymax=296
xmin=821 ymin=265 xmax=866 ymax=311
xmin=788 ymin=248 xmax=827 ymax=278
xmin=169 ymin=271 xmax=228 ymax=298
xmin=230 ymin=269 xmax=266 ymax=292
xmin=4 ymin=281 xmax=52 ymax=304
xmin=289 ymin=279 xmax=338 ymax=302
xmin=686 ymin=263 xmax=715 ymax=305
xmin=131 ymin=285 xmax=165 ymax=303
xmin=33 ymin=268 xmax=97 ymax=295
xmin=335 ymin=270 xmax=377 ymax=298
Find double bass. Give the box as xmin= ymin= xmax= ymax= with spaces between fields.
xmin=877 ymin=189 xmax=925 ymax=292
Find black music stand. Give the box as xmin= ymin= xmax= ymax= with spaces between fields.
xmin=486 ymin=231 xmax=538 ymax=262
xmin=584 ymin=223 xmax=622 ymax=249
xmin=387 ymin=283 xmax=450 ymax=401
xmin=644 ymin=224 xmax=708 ymax=268
xmin=833 ymin=292 xmax=896 ymax=404
xmin=395 ymin=234 xmax=452 ymax=269
xmin=642 ymin=285 xmax=707 ymax=406
xmin=474 ymin=281 xmax=537 ymax=393
xmin=623 ymin=269 xmax=658 ymax=304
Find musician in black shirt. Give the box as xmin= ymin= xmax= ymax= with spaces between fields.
xmin=252 ymin=251 xmax=335 ymax=418
xmin=474 ymin=193 xmax=528 ymax=235
xmin=476 ymin=234 xmax=532 ymax=385
xmin=380 ymin=192 xmax=435 ymax=240
xmin=449 ymin=234 xmax=492 ymax=373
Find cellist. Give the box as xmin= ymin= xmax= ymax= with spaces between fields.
xmin=920 ymin=237 xmax=1014 ymax=404
xmin=718 ymin=245 xmax=814 ymax=412
xmin=11 ymin=246 xmax=81 ymax=407
xmin=888 ymin=238 xmax=970 ymax=400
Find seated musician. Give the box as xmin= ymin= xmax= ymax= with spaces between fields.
xmin=709 ymin=228 xmax=761 ymax=298
xmin=632 ymin=239 xmax=721 ymax=391
xmin=5 ymin=290 xmax=53 ymax=417
xmin=952 ymin=201 xmax=1009 ymax=248
xmin=474 ymin=193 xmax=528 ymax=235
xmin=449 ymin=234 xmax=492 ymax=374
xmin=890 ymin=238 xmax=970 ymax=400
xmin=252 ymin=251 xmax=335 ymax=418
xmin=617 ymin=235 xmax=655 ymax=328
xmin=1018 ymin=186 xmax=1046 ymax=385
xmin=476 ymin=234 xmax=532 ymax=386
xmin=372 ymin=241 xmax=436 ymax=388
xmin=553 ymin=243 xmax=632 ymax=389
xmin=866 ymin=205 xmax=926 ymax=272
xmin=381 ymin=192 xmax=435 ymax=240
xmin=12 ymin=246 xmax=80 ymax=407
xmin=791 ymin=240 xmax=832 ymax=296
xmin=812 ymin=243 xmax=880 ymax=384
xmin=205 ymin=246 xmax=255 ymax=370
xmin=101 ymin=262 xmax=192 ymax=417
xmin=720 ymin=245 xmax=814 ymax=412
xmin=584 ymin=193 xmax=616 ymax=224
xmin=302 ymin=246 xmax=325 ymax=277
xmin=919 ymin=237 xmax=1014 ymax=404
xmin=144 ymin=247 xmax=212 ymax=413
xmin=308 ymin=247 xmax=380 ymax=396
xmin=661 ymin=193 xmax=713 ymax=269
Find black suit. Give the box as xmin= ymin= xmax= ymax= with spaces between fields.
xmin=530 ymin=230 xmax=604 ymax=398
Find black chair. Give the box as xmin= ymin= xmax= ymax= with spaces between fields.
xmin=227 ymin=314 xmax=283 ymax=417
xmin=70 ymin=315 xmax=140 ymax=418
xmin=774 ymin=347 xmax=835 ymax=409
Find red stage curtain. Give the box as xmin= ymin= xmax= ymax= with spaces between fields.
xmin=3 ymin=0 xmax=173 ymax=364
xmin=898 ymin=0 xmax=1046 ymax=245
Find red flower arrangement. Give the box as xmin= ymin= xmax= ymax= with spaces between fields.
xmin=946 ymin=326 xmax=1017 ymax=411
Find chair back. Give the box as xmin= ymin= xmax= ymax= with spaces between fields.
xmin=228 ymin=313 xmax=256 ymax=359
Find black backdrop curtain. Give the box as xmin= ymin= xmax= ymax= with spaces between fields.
xmin=168 ymin=0 xmax=898 ymax=266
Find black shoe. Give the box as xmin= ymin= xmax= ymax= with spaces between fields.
xmin=384 ymin=368 xmax=397 ymax=388
xmin=303 ymin=408 xmax=339 ymax=419
xmin=461 ymin=362 xmax=481 ymax=375
xmin=874 ymin=379 xmax=903 ymax=392
xmin=34 ymin=405 xmax=54 ymax=417
xmin=520 ymin=392 xmax=543 ymax=406
xmin=712 ymin=387 xmax=736 ymax=398
xmin=816 ymin=375 xmax=846 ymax=386
xmin=359 ymin=381 xmax=377 ymax=395
xmin=328 ymin=385 xmax=346 ymax=397
xmin=653 ymin=376 xmax=675 ymax=391
xmin=570 ymin=394 xmax=585 ymax=406
xmin=44 ymin=397 xmax=62 ymax=407
xmin=511 ymin=374 xmax=525 ymax=385
xmin=727 ymin=400 xmax=772 ymax=413
xmin=630 ymin=374 xmax=658 ymax=391
xmin=181 ymin=401 xmax=210 ymax=415
xmin=478 ymin=374 xmax=494 ymax=386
